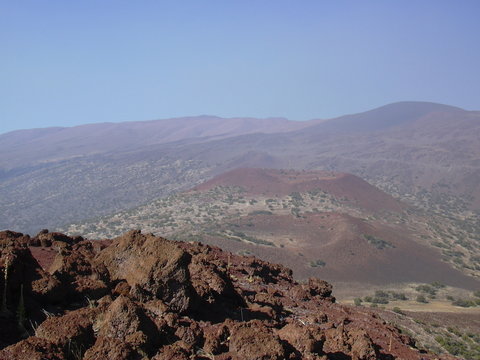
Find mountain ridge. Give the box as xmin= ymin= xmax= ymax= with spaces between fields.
xmin=1 ymin=101 xmax=479 ymax=239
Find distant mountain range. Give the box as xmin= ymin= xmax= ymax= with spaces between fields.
xmin=1 ymin=101 xmax=479 ymax=245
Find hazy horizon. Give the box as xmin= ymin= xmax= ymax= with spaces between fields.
xmin=2 ymin=1 xmax=480 ymax=134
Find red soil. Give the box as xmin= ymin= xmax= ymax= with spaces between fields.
xmin=194 ymin=168 xmax=405 ymax=212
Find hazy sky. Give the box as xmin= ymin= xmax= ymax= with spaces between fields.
xmin=1 ymin=0 xmax=480 ymax=134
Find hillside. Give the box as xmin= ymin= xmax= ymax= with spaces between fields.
xmin=1 ymin=101 xmax=479 ymax=244
xmin=61 ymin=168 xmax=480 ymax=290
xmin=0 ymin=116 xmax=319 ymax=169
xmin=0 ymin=230 xmax=462 ymax=359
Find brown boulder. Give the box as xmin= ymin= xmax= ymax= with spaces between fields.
xmin=95 ymin=295 xmax=159 ymax=355
xmin=306 ymin=278 xmax=334 ymax=300
xmin=35 ymin=308 xmax=96 ymax=351
xmin=324 ymin=325 xmax=377 ymax=360
xmin=0 ymin=337 xmax=64 ymax=360
xmin=152 ymin=341 xmax=191 ymax=360
xmin=32 ymin=230 xmax=82 ymax=248
xmin=1 ymin=247 xmax=65 ymax=307
xmin=0 ymin=231 xmax=30 ymax=248
xmin=96 ymin=230 xmax=192 ymax=312
xmin=83 ymin=336 xmax=134 ymax=360
xmin=228 ymin=320 xmax=286 ymax=360
xmin=203 ymin=324 xmax=230 ymax=355
xmin=277 ymin=322 xmax=325 ymax=355
xmin=49 ymin=241 xmax=109 ymax=300
xmin=348 ymin=329 xmax=378 ymax=360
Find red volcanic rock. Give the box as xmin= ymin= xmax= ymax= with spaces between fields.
xmin=228 ymin=320 xmax=286 ymax=360
xmin=35 ymin=308 xmax=96 ymax=352
xmin=0 ymin=337 xmax=64 ymax=360
xmin=0 ymin=230 xmax=458 ymax=359
xmin=0 ymin=230 xmax=31 ymax=248
xmin=48 ymin=240 xmax=109 ymax=300
xmin=33 ymin=229 xmax=82 ymax=248
xmin=83 ymin=336 xmax=134 ymax=360
xmin=277 ymin=322 xmax=325 ymax=355
xmin=0 ymin=246 xmax=65 ymax=306
xmin=96 ymin=230 xmax=192 ymax=313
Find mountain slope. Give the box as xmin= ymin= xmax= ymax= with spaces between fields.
xmin=1 ymin=101 xmax=479 ymax=238
xmin=0 ymin=116 xmax=319 ymax=169
xmin=61 ymin=168 xmax=480 ymax=290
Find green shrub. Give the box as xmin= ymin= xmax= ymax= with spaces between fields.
xmin=354 ymin=298 xmax=362 ymax=306
xmin=392 ymin=307 xmax=404 ymax=315
xmin=451 ymin=298 xmax=477 ymax=307
xmin=416 ymin=284 xmax=437 ymax=296
xmin=362 ymin=234 xmax=395 ymax=250
xmin=391 ymin=292 xmax=408 ymax=300
xmin=416 ymin=295 xmax=428 ymax=303
xmin=371 ymin=297 xmax=389 ymax=304
xmin=308 ymin=259 xmax=326 ymax=268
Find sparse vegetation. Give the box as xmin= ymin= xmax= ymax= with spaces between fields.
xmin=362 ymin=234 xmax=395 ymax=250
xmin=416 ymin=295 xmax=428 ymax=303
xmin=308 ymin=259 xmax=326 ymax=268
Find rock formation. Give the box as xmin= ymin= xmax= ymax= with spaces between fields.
xmin=0 ymin=229 xmax=455 ymax=359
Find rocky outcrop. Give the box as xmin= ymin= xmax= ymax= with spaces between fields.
xmin=0 ymin=229 xmax=457 ymax=359
xmin=96 ymin=230 xmax=192 ymax=313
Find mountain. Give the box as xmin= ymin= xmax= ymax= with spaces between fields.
xmin=61 ymin=168 xmax=480 ymax=290
xmin=0 ymin=229 xmax=462 ymax=359
xmin=0 ymin=116 xmax=319 ymax=169
xmin=1 ymin=101 xmax=479 ymax=245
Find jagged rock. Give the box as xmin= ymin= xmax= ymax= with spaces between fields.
xmin=0 ymin=230 xmax=458 ymax=360
xmin=96 ymin=230 xmax=192 ymax=312
xmin=306 ymin=278 xmax=334 ymax=299
xmin=228 ymin=320 xmax=286 ymax=360
xmin=0 ymin=337 xmax=64 ymax=360
xmin=0 ymin=246 xmax=65 ymax=306
xmin=348 ymin=329 xmax=378 ymax=360
xmin=49 ymin=241 xmax=109 ymax=300
xmin=324 ymin=325 xmax=378 ymax=360
xmin=30 ymin=230 xmax=82 ymax=248
xmin=0 ymin=231 xmax=31 ymax=248
xmin=35 ymin=308 xmax=96 ymax=352
xmin=202 ymin=324 xmax=230 ymax=355
xmin=83 ymin=336 xmax=134 ymax=360
xmin=277 ymin=322 xmax=325 ymax=355
xmin=152 ymin=341 xmax=191 ymax=360
xmin=95 ymin=295 xmax=159 ymax=355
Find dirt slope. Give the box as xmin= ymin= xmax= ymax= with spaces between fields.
xmin=194 ymin=168 xmax=405 ymax=213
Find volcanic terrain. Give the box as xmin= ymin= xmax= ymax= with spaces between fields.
xmin=0 ymin=229 xmax=460 ymax=359
xmin=62 ymin=168 xmax=480 ymax=290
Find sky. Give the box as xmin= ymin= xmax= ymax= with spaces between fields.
xmin=1 ymin=0 xmax=480 ymax=134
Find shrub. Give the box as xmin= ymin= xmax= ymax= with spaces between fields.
xmin=430 ymin=281 xmax=445 ymax=289
xmin=363 ymin=234 xmax=395 ymax=250
xmin=375 ymin=290 xmax=389 ymax=298
xmin=391 ymin=292 xmax=408 ymax=300
xmin=451 ymin=298 xmax=476 ymax=307
xmin=416 ymin=295 xmax=428 ymax=303
xmin=371 ymin=297 xmax=389 ymax=304
xmin=354 ymin=298 xmax=362 ymax=306
xmin=416 ymin=284 xmax=437 ymax=296
xmin=392 ymin=307 xmax=405 ymax=315
xmin=308 ymin=259 xmax=326 ymax=268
